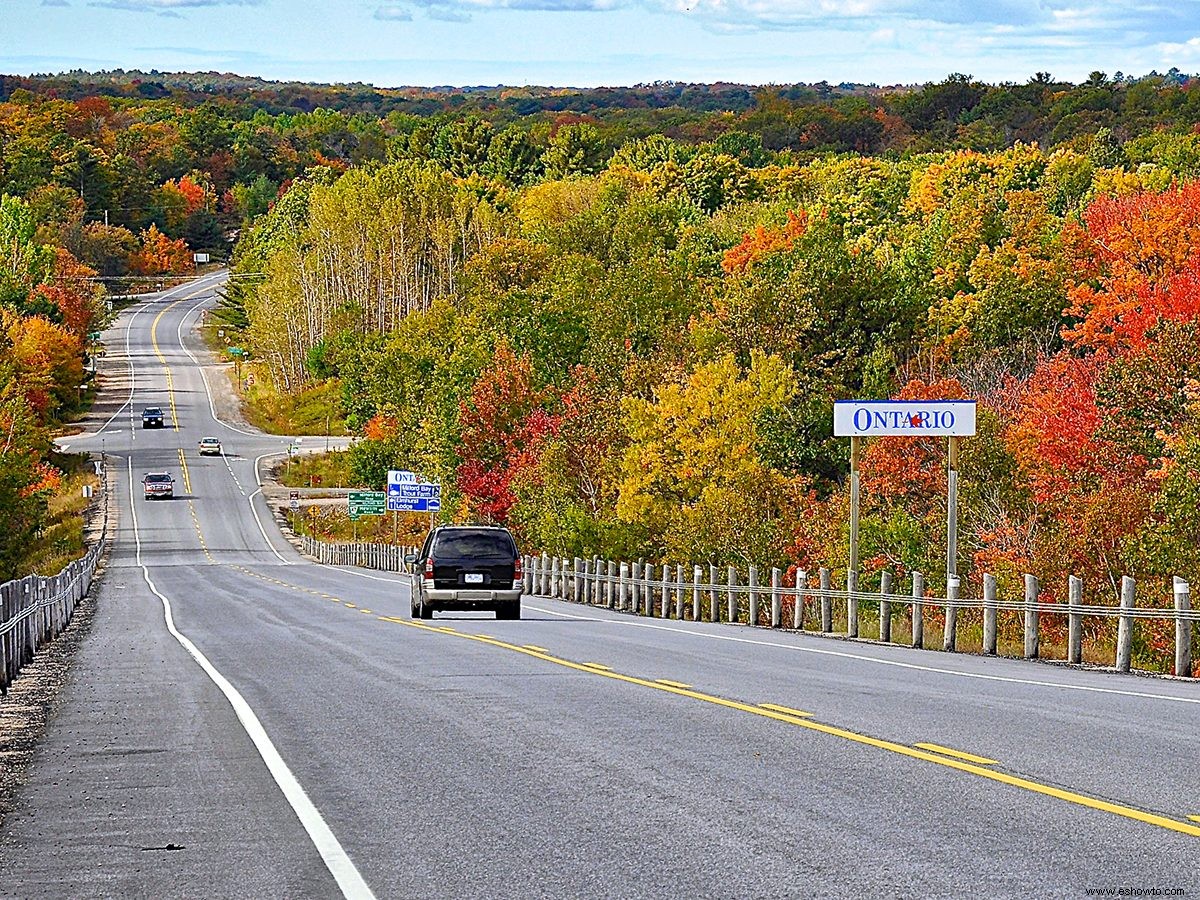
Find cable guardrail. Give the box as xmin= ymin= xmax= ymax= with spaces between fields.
xmin=0 ymin=462 xmax=109 ymax=695
xmin=292 ymin=534 xmax=1197 ymax=677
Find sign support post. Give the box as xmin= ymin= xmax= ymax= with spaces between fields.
xmin=849 ymin=436 xmax=861 ymax=575
xmin=946 ymin=435 xmax=959 ymax=585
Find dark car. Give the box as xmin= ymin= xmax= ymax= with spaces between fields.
xmin=141 ymin=407 xmax=164 ymax=428
xmin=408 ymin=526 xmax=523 ymax=620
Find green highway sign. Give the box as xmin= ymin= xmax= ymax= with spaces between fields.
xmin=228 ymin=346 xmax=246 ymax=357
xmin=348 ymin=490 xmax=386 ymax=520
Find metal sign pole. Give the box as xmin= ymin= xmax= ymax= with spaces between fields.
xmin=946 ymin=435 xmax=959 ymax=585
xmin=849 ymin=435 xmax=861 ymax=576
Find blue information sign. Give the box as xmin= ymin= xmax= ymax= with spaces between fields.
xmin=386 ymin=472 xmax=441 ymax=512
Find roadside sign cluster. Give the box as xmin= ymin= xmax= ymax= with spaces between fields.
xmin=387 ymin=469 xmax=441 ymax=512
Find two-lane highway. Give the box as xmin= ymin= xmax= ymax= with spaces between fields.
xmin=1 ymin=274 xmax=1198 ymax=898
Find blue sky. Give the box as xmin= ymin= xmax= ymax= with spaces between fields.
xmin=2 ymin=0 xmax=1199 ymax=87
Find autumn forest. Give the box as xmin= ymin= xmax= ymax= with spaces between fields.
xmin=5 ymin=69 xmax=1200 ymax=667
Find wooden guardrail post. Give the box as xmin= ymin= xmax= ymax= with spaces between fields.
xmin=983 ymin=573 xmax=998 ymax=655
xmin=727 ymin=566 xmax=738 ymax=623
xmin=709 ymin=564 xmax=719 ymax=622
xmin=771 ymin=568 xmax=782 ymax=628
xmin=692 ymin=565 xmax=702 ymax=621
xmin=819 ymin=567 xmax=832 ymax=633
xmin=618 ymin=562 xmax=629 ymax=610
xmin=1023 ymin=573 xmax=1039 ymax=659
xmin=879 ymin=571 xmax=893 ymax=643
xmin=846 ymin=567 xmax=859 ymax=638
xmin=1068 ymin=575 xmax=1083 ymax=665
xmin=1116 ymin=575 xmax=1135 ymax=672
xmin=795 ymin=570 xmax=807 ymax=630
xmin=748 ymin=565 xmax=759 ymax=627
xmin=1174 ymin=577 xmax=1191 ymax=677
xmin=943 ymin=576 xmax=959 ymax=652
xmin=911 ymin=571 xmax=924 ymax=649
xmin=661 ymin=564 xmax=671 ymax=618
xmin=630 ymin=562 xmax=640 ymax=612
xmin=675 ymin=564 xmax=685 ymax=618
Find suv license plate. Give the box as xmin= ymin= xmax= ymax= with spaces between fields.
xmin=464 ymin=573 xmax=484 ymax=584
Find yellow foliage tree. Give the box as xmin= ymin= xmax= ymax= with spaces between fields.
xmin=616 ymin=352 xmax=801 ymax=565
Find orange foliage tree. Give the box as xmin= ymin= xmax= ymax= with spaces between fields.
xmin=129 ymin=225 xmax=194 ymax=276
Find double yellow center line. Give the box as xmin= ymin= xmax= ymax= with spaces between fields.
xmin=385 ymin=617 xmax=1200 ymax=840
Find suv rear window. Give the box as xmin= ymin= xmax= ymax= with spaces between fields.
xmin=145 ymin=473 xmax=172 ymax=483
xmin=433 ymin=530 xmax=516 ymax=558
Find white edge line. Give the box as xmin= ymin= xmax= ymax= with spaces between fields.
xmin=176 ymin=285 xmax=263 ymax=438
xmin=126 ymin=456 xmax=374 ymax=899
xmin=249 ymin=485 xmax=291 ymax=565
xmin=524 ymin=601 xmax=1200 ymax=706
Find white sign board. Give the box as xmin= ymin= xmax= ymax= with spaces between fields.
xmin=833 ymin=400 xmax=976 ymax=437
xmin=193 ymin=252 xmax=210 ymax=264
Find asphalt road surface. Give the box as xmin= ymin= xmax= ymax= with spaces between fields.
xmin=1 ymin=273 xmax=1198 ymax=899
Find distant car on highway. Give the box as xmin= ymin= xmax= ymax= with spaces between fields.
xmin=408 ymin=525 xmax=523 ymax=620
xmin=141 ymin=407 xmax=164 ymax=428
xmin=198 ymin=437 xmax=222 ymax=456
xmin=142 ymin=472 xmax=175 ymax=500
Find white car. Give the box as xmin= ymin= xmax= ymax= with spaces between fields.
xmin=198 ymin=437 xmax=222 ymax=456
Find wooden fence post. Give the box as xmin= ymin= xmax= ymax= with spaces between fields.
xmin=846 ymin=567 xmax=859 ymax=638
xmin=1174 ymin=577 xmax=1191 ymax=678
xmin=911 ymin=571 xmax=925 ymax=649
xmin=795 ymin=570 xmax=807 ymax=630
xmin=1068 ymin=575 xmax=1083 ymax=665
xmin=748 ymin=565 xmax=759 ymax=627
xmin=879 ymin=571 xmax=893 ymax=643
xmin=1023 ymin=573 xmax=1039 ymax=659
xmin=771 ymin=568 xmax=782 ymax=628
xmin=1116 ymin=575 xmax=1135 ymax=673
xmin=692 ymin=565 xmax=702 ymax=621
xmin=819 ymin=567 xmax=832 ymax=633
xmin=943 ymin=576 xmax=959 ymax=652
xmin=727 ymin=566 xmax=738 ymax=623
xmin=982 ymin=573 xmax=997 ymax=655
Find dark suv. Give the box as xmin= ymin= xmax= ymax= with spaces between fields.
xmin=141 ymin=407 xmax=164 ymax=428
xmin=409 ymin=526 xmax=523 ymax=620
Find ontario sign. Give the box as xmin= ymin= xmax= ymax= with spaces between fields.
xmin=833 ymin=400 xmax=976 ymax=438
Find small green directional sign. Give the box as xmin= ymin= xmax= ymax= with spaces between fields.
xmin=348 ymin=490 xmax=386 ymax=520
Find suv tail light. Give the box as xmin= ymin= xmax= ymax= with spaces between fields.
xmin=513 ymin=557 xmax=523 ymax=580
xmin=424 ymin=557 xmax=434 ymax=580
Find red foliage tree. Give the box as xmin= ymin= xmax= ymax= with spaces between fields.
xmin=455 ymin=345 xmax=562 ymax=522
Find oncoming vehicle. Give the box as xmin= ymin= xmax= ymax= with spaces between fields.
xmin=142 ymin=472 xmax=175 ymax=500
xmin=408 ymin=526 xmax=522 ymax=620
xmin=198 ymin=437 xmax=222 ymax=456
xmin=141 ymin=407 xmax=164 ymax=428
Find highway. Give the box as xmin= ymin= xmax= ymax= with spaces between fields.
xmin=1 ymin=273 xmax=1198 ymax=899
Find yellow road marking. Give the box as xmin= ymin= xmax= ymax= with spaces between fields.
xmin=147 ymin=284 xmax=215 ymax=430
xmin=344 ymin=603 xmax=356 ymax=608
xmin=582 ymin=662 xmax=612 ymax=671
xmin=176 ymin=447 xmax=193 ymax=494
xmin=655 ymin=679 xmax=693 ymax=689
xmin=360 ymin=609 xmax=373 ymax=614
xmin=914 ymin=743 xmax=999 ymax=766
xmin=758 ymin=702 xmax=813 ymax=718
xmin=388 ymin=618 xmax=1200 ymax=839
xmin=1190 ymin=816 xmax=1200 ymax=824
xmin=523 ymin=645 xmax=550 ymax=653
